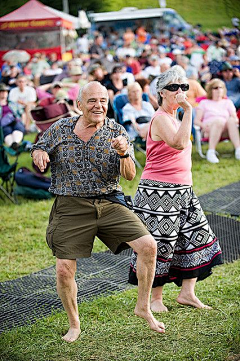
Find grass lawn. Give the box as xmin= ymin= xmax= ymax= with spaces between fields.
xmin=0 ymin=138 xmax=240 ymax=360
xmin=104 ymin=0 xmax=240 ymax=31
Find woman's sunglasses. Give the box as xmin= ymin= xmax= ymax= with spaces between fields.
xmin=212 ymin=86 xmax=223 ymax=90
xmin=163 ymin=84 xmax=189 ymax=92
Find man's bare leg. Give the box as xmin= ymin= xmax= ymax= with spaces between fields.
xmin=56 ymin=258 xmax=81 ymax=342
xmin=128 ymin=236 xmax=165 ymax=333
xmin=151 ymin=286 xmax=168 ymax=312
xmin=176 ymin=278 xmax=212 ymax=309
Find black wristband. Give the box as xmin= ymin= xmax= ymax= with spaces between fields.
xmin=119 ymin=153 xmax=130 ymax=159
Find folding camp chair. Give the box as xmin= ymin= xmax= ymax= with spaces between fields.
xmin=112 ymin=93 xmax=149 ymax=168
xmin=0 ymin=126 xmax=18 ymax=203
xmin=30 ymin=99 xmax=72 ymax=132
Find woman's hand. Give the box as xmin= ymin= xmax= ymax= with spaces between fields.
xmin=175 ymin=93 xmax=191 ymax=111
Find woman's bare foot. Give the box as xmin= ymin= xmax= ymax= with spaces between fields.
xmin=134 ymin=306 xmax=165 ymax=333
xmin=176 ymin=294 xmax=212 ymax=309
xmin=62 ymin=326 xmax=81 ymax=342
xmin=151 ymin=299 xmax=168 ymax=313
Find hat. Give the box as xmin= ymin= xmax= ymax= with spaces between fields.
xmin=0 ymin=83 xmax=10 ymax=91
xmin=229 ymin=55 xmax=240 ymax=61
xmin=88 ymin=63 xmax=102 ymax=75
xmin=70 ymin=66 xmax=82 ymax=76
xmin=221 ymin=62 xmax=233 ymax=71
xmin=51 ymin=81 xmax=63 ymax=88
xmin=172 ymin=49 xmax=183 ymax=55
xmin=150 ymin=55 xmax=159 ymax=61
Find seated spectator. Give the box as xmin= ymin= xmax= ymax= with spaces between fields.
xmin=177 ymin=55 xmax=198 ymax=80
xmin=87 ymin=63 xmax=107 ymax=83
xmin=105 ymin=65 xmax=125 ymax=102
xmin=123 ymin=55 xmax=141 ymax=78
xmin=53 ymin=60 xmax=76 ymax=82
xmin=8 ymin=75 xmax=37 ymax=132
xmin=61 ymin=66 xmax=87 ymax=89
xmin=28 ymin=53 xmax=50 ymax=86
xmin=0 ymin=83 xmax=25 ymax=149
xmin=194 ymin=78 xmax=240 ymax=163
xmin=221 ymin=62 xmax=240 ymax=110
xmin=1 ymin=65 xmax=21 ymax=90
xmin=206 ymin=40 xmax=226 ymax=62
xmin=122 ymin=82 xmax=155 ymax=140
xmin=141 ymin=55 xmax=161 ymax=79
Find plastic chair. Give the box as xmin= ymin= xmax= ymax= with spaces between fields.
xmin=0 ymin=126 xmax=18 ymax=203
xmin=194 ymin=125 xmax=230 ymax=158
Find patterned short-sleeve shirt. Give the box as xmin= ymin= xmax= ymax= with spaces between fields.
xmin=31 ymin=116 xmax=135 ymax=197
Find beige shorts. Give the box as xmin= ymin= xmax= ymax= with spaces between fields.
xmin=46 ymin=195 xmax=149 ymax=259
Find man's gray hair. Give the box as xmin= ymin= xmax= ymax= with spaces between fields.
xmin=78 ymin=81 xmax=109 ymax=101
xmin=156 ymin=65 xmax=188 ymax=105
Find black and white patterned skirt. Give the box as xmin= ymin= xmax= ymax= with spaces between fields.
xmin=128 ymin=179 xmax=223 ymax=287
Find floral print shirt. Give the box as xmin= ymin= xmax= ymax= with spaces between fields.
xmin=31 ymin=116 xmax=134 ymax=197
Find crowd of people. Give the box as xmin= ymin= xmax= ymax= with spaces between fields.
xmin=0 ymin=22 xmax=240 ymax=160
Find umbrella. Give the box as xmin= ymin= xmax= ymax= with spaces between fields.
xmin=3 ymin=50 xmax=31 ymax=63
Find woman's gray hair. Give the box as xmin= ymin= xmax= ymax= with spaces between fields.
xmin=156 ymin=65 xmax=188 ymax=105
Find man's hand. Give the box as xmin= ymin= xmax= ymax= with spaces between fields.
xmin=32 ymin=150 xmax=50 ymax=172
xmin=111 ymin=135 xmax=129 ymax=155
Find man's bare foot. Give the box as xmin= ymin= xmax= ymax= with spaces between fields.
xmin=134 ymin=306 xmax=165 ymax=333
xmin=62 ymin=326 xmax=81 ymax=342
xmin=151 ymin=299 xmax=168 ymax=313
xmin=176 ymin=295 xmax=212 ymax=309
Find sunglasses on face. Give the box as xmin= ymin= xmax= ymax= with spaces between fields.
xmin=163 ymin=83 xmax=189 ymax=92
xmin=212 ymin=86 xmax=223 ymax=90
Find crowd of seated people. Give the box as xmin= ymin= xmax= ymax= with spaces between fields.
xmin=0 ymin=21 xmax=240 ymax=164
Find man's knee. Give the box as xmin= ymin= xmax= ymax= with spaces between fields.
xmin=131 ymin=235 xmax=157 ymax=257
xmin=56 ymin=259 xmax=76 ymax=284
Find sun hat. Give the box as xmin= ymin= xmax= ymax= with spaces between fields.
xmin=0 ymin=83 xmax=10 ymax=91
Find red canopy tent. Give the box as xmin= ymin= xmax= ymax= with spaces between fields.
xmin=0 ymin=0 xmax=80 ymax=64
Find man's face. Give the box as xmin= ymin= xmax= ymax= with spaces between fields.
xmin=0 ymin=90 xmax=8 ymax=100
xmin=222 ymin=69 xmax=233 ymax=81
xmin=78 ymin=83 xmax=108 ymax=126
xmin=17 ymin=78 xmax=27 ymax=90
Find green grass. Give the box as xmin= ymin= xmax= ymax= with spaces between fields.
xmin=103 ymin=0 xmax=240 ymax=31
xmin=0 ymin=138 xmax=240 ymax=360
xmin=0 ymin=262 xmax=239 ymax=361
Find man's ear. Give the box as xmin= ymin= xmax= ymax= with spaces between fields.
xmin=77 ymin=100 xmax=81 ymax=109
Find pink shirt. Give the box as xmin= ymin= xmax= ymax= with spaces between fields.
xmin=141 ymin=109 xmax=192 ymax=185
xmin=197 ymin=98 xmax=236 ymax=124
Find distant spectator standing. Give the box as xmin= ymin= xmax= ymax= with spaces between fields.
xmin=89 ymin=35 xmax=105 ymax=60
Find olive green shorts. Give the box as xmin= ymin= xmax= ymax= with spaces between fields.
xmin=46 ymin=195 xmax=149 ymax=259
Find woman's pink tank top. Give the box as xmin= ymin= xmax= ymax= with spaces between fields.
xmin=141 ymin=109 xmax=192 ymax=185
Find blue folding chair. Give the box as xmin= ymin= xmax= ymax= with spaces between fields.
xmin=112 ymin=93 xmax=149 ymax=168
xmin=112 ymin=93 xmax=149 ymax=125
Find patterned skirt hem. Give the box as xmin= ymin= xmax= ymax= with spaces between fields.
xmin=128 ymin=253 xmax=223 ymax=287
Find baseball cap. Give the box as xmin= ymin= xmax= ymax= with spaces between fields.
xmin=221 ymin=62 xmax=233 ymax=71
